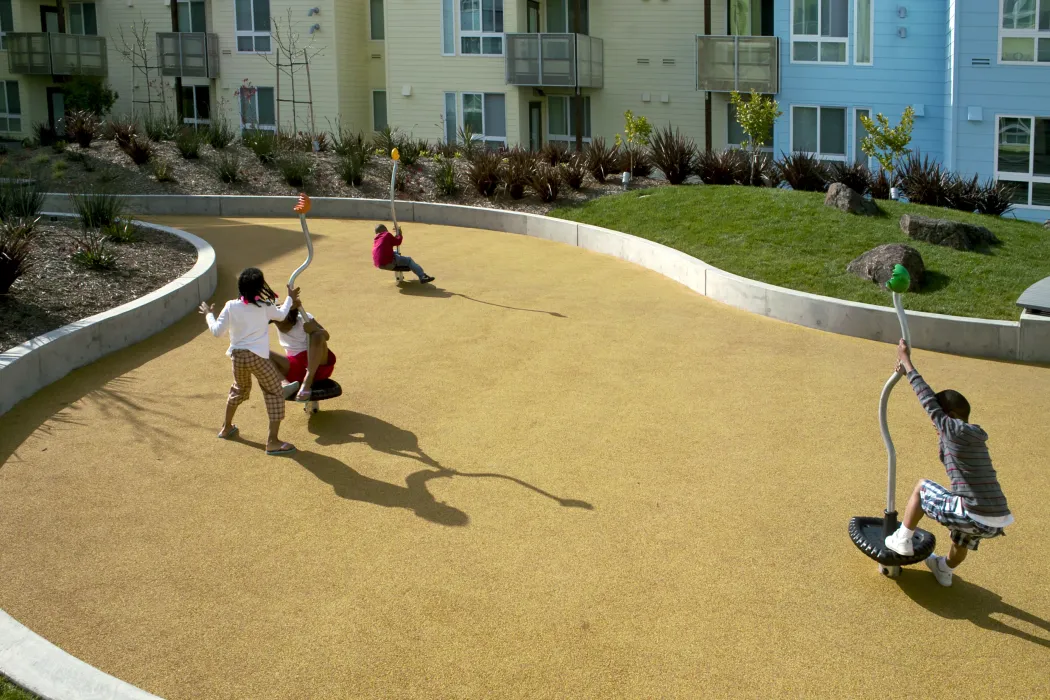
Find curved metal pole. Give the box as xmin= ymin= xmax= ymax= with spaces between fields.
xmin=288 ymin=213 xmax=313 ymax=289
xmin=879 ymin=292 xmax=911 ymax=512
xmin=389 ymin=158 xmax=403 ymax=282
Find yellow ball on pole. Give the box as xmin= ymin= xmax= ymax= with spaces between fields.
xmin=391 ymin=148 xmax=400 ymax=161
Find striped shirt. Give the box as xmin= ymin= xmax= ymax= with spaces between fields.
xmin=908 ymin=371 xmax=1013 ymax=528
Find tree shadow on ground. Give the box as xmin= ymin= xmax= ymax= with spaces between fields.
xmin=896 ymin=569 xmax=1050 ymax=650
xmin=397 ymin=283 xmax=566 ymax=318
xmin=308 ymin=409 xmax=593 ymax=511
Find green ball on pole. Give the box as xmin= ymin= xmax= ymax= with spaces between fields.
xmin=886 ymin=264 xmax=911 ymax=294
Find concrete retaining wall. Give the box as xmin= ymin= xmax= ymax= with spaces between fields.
xmin=0 ymin=215 xmax=217 ymax=417
xmin=44 ymin=192 xmax=1042 ymax=364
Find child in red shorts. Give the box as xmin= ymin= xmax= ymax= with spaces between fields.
xmin=269 ymin=299 xmax=336 ymax=402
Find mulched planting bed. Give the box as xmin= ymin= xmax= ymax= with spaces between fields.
xmin=0 ymin=219 xmax=196 ymax=352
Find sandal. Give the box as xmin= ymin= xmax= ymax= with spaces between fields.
xmin=266 ymin=442 xmax=297 ymax=456
xmin=217 ymin=425 xmax=239 ymax=440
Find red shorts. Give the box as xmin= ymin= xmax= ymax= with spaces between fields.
xmin=285 ymin=349 xmax=336 ymax=384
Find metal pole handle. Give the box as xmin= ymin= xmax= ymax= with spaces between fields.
xmin=289 ymin=194 xmax=313 ymax=289
xmin=879 ymin=292 xmax=911 ymax=512
xmin=389 ymin=151 xmax=400 ymax=254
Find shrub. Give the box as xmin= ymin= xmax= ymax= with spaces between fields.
xmin=206 ymin=118 xmax=235 ymax=149
xmin=51 ymin=159 xmax=68 ymax=179
xmin=311 ymin=131 xmax=330 ymax=152
xmin=213 ymin=152 xmax=241 ymax=183
xmin=31 ymin=154 xmax=50 ymax=167
xmin=332 ymin=124 xmax=366 ymax=157
xmin=123 ymin=136 xmax=154 ymax=165
xmin=243 ymin=129 xmax=280 ymax=165
xmin=827 ymin=161 xmax=872 ymax=195
xmin=277 ymin=151 xmax=312 ymax=187
xmin=0 ymin=216 xmax=38 ymax=294
xmin=777 ymin=151 xmax=828 ymax=192
xmin=62 ymin=76 xmax=117 ymax=116
xmin=151 ymin=158 xmax=176 ymax=183
xmin=104 ymin=220 xmax=137 ymax=243
xmin=944 ymin=173 xmax=981 ymax=213
xmin=977 ymin=179 xmax=1016 ymax=216
xmin=870 ymin=169 xmax=893 ymax=200
xmin=560 ymin=153 xmax=587 ymax=190
xmin=51 ymin=140 xmax=68 ymax=154
xmin=503 ymin=146 xmax=536 ymax=199
xmin=70 ymin=230 xmax=117 ymax=270
xmin=530 ymin=164 xmax=562 ymax=203
xmin=372 ymin=126 xmax=403 ymax=159
xmin=584 ymin=137 xmax=620 ymax=183
xmin=65 ymin=109 xmax=100 ymax=148
xmin=338 ymin=151 xmax=367 ymax=187
xmin=541 ymin=141 xmax=569 ymax=166
xmin=457 ymin=125 xmax=482 ymax=162
xmin=34 ymin=122 xmax=58 ymax=147
xmin=434 ymin=140 xmax=458 ymax=160
xmin=693 ymin=149 xmax=740 ymax=186
xmin=398 ymin=138 xmax=424 ymax=166
xmin=107 ymin=116 xmax=138 ymax=149
xmin=466 ymin=149 xmax=503 ymax=196
xmin=619 ymin=145 xmax=653 ymax=177
xmin=0 ymin=178 xmax=45 ymax=221
xmin=899 ymin=153 xmax=949 ymax=207
xmin=143 ymin=112 xmax=180 ymax=142
xmin=434 ymin=158 xmax=460 ymax=196
xmin=648 ymin=126 xmax=696 ymax=185
xmin=175 ymin=128 xmax=203 ymax=159
xmin=71 ymin=190 xmax=126 ymax=228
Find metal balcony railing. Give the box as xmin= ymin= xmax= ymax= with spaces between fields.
xmin=7 ymin=33 xmax=107 ymax=76
xmin=696 ymin=36 xmax=779 ymax=94
xmin=157 ymin=32 xmax=220 ymax=79
xmin=505 ymin=33 xmax=603 ymax=89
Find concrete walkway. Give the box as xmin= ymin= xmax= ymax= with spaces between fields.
xmin=1 ymin=217 xmax=1048 ymax=699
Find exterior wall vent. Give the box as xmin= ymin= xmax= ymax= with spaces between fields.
xmin=971 ymin=57 xmax=990 ymax=66
xmin=662 ymin=58 xmax=675 ymax=65
xmin=637 ymin=58 xmax=649 ymax=64
xmin=371 ymin=53 xmax=382 ymax=59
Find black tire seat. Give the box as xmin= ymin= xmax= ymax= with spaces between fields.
xmin=285 ymin=378 xmax=342 ymax=402
xmin=848 ymin=516 xmax=937 ymax=566
xmin=392 ymin=264 xmax=412 ymax=272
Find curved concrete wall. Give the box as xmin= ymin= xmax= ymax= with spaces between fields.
xmin=39 ymin=192 xmax=1048 ymax=364
xmin=0 ymin=215 xmax=218 ymax=417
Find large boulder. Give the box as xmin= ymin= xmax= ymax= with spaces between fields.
xmin=847 ymin=244 xmax=925 ymax=292
xmin=824 ymin=182 xmax=879 ymax=216
xmin=899 ymin=214 xmax=1000 ymax=251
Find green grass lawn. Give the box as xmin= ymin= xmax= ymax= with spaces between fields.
xmin=550 ymin=185 xmax=1050 ymax=320
xmin=0 ymin=676 xmax=36 ymax=700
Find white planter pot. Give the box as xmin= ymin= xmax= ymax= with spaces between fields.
xmin=890 ymin=187 xmax=899 ymax=200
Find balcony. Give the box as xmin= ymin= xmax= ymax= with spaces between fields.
xmin=6 ymin=33 xmax=107 ymax=76
xmin=505 ymin=33 xmax=603 ymax=89
xmin=696 ymin=36 xmax=779 ymax=94
xmin=157 ymin=32 xmax=220 ymax=79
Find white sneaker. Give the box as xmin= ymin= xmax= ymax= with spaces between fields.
xmin=925 ymin=555 xmax=953 ymax=587
xmin=884 ymin=526 xmax=914 ymax=557
xmin=282 ymin=381 xmax=301 ymax=400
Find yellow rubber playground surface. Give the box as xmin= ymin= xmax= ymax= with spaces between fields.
xmin=2 ymin=217 xmax=1049 ymax=699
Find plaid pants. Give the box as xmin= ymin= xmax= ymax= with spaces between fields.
xmin=229 ymin=349 xmax=285 ymax=421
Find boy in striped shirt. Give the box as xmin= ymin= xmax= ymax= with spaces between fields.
xmin=884 ymin=340 xmax=1013 ymax=587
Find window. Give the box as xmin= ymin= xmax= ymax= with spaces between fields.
xmin=444 ymin=92 xmax=458 ymax=142
xmin=461 ymin=92 xmax=506 ymax=146
xmin=178 ymin=0 xmax=207 ymax=32
xmin=373 ymin=90 xmax=388 ymax=131
xmin=235 ymin=0 xmax=271 ymax=53
xmin=727 ymin=102 xmax=774 ymax=151
xmin=460 ymin=0 xmax=503 ymax=55
xmin=240 ymin=86 xmax=275 ymax=131
xmin=548 ymin=95 xmax=591 ymax=142
xmin=0 ymin=0 xmax=13 ymax=51
xmin=0 ymin=81 xmax=20 ymax=133
xmin=182 ymin=85 xmax=211 ymax=125
xmin=370 ymin=0 xmax=384 ymax=40
xmin=995 ymin=115 xmax=1050 ymax=207
xmin=69 ymin=3 xmax=98 ymax=36
xmin=791 ymin=105 xmax=847 ymax=160
xmin=855 ymin=0 xmax=873 ymax=64
xmin=1000 ymin=0 xmax=1050 ymax=63
xmin=547 ymin=0 xmax=588 ymax=33
xmin=853 ymin=107 xmax=871 ymax=164
xmin=442 ymin=0 xmax=455 ymax=54
xmin=791 ymin=0 xmax=847 ymax=63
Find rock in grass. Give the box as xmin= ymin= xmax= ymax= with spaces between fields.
xmin=900 ymin=214 xmax=999 ymax=252
xmin=1044 ymin=219 xmax=1049 ymax=230
xmin=824 ymin=182 xmax=879 ymax=216
xmin=847 ymin=244 xmax=925 ymax=292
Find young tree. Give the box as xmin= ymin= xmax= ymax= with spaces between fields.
xmin=115 ymin=19 xmax=169 ymax=119
xmin=614 ymin=110 xmax=652 ymax=179
xmin=860 ymin=106 xmax=915 ymax=178
xmin=729 ymin=89 xmax=781 ymax=185
xmin=259 ymin=8 xmax=327 ymax=137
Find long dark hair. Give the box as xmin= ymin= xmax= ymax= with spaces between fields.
xmin=238 ymin=267 xmax=277 ymax=306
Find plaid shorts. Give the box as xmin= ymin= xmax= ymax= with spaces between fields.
xmin=229 ymin=349 xmax=285 ymax=422
xmin=919 ymin=479 xmax=1005 ymax=551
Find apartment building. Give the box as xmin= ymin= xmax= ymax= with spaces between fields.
xmin=0 ymin=0 xmax=1045 ymax=221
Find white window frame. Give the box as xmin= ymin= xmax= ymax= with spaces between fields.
xmin=235 ymin=0 xmax=272 ymax=55
xmin=852 ymin=106 xmax=873 ymax=165
xmin=790 ymin=0 xmax=849 ymax=65
xmin=853 ymin=0 xmax=874 ymax=65
xmin=460 ymin=92 xmax=506 ymax=146
xmin=372 ymin=90 xmax=388 ymax=131
xmin=998 ymin=0 xmax=1050 ymax=65
xmin=546 ymin=95 xmax=592 ymax=144
xmin=177 ymin=0 xmax=207 ymax=33
xmin=369 ymin=0 xmax=384 ymax=41
xmin=183 ymin=84 xmax=211 ymax=126
xmin=0 ymin=80 xmax=21 ymax=134
xmin=454 ymin=0 xmax=504 ymax=57
xmin=0 ymin=0 xmax=12 ymax=51
xmin=239 ymin=86 xmax=276 ymax=131
xmin=994 ymin=114 xmax=1050 ymax=209
xmin=790 ymin=104 xmax=848 ymax=161
xmin=727 ymin=100 xmax=774 ymax=153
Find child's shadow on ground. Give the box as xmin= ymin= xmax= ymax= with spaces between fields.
xmin=397 ymin=283 xmax=566 ymax=318
xmin=896 ymin=569 xmax=1050 ymax=649
xmin=308 ymin=409 xmax=593 ymax=511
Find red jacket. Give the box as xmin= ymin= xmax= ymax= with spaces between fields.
xmin=372 ymin=230 xmax=402 ymax=267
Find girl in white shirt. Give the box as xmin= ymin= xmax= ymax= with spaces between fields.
xmin=199 ymin=267 xmax=299 ymax=455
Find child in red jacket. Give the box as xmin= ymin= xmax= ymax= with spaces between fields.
xmin=372 ymin=224 xmax=434 ymax=283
